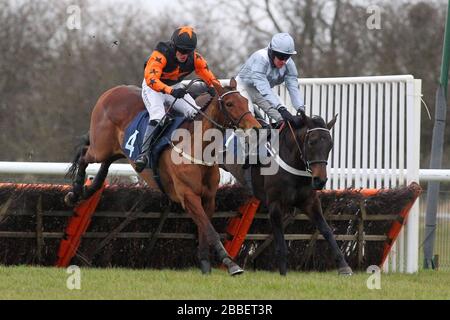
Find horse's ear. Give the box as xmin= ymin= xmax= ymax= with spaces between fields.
xmin=327 ymin=114 xmax=338 ymax=130
xmin=229 ymin=77 xmax=237 ymax=89
xmin=212 ymin=80 xmax=224 ymax=95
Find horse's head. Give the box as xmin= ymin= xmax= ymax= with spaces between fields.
xmin=212 ymin=78 xmax=262 ymax=130
xmin=291 ymin=112 xmax=338 ymax=190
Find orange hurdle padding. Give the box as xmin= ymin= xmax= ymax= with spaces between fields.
xmin=224 ymin=196 xmax=261 ymax=259
xmin=0 ymin=183 xmax=71 ymax=191
xmin=380 ymin=183 xmax=422 ymax=267
xmin=56 ymin=180 xmax=106 ymax=267
xmin=319 ymin=188 xmax=380 ymax=196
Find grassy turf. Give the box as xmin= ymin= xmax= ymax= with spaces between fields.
xmin=1 ymin=266 xmax=450 ymax=300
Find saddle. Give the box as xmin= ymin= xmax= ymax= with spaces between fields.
xmin=122 ymin=111 xmax=186 ymax=191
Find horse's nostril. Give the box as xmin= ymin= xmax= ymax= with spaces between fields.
xmin=313 ymin=177 xmax=321 ymax=183
xmin=312 ymin=177 xmax=327 ymax=190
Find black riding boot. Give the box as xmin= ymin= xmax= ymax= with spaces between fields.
xmin=243 ymin=166 xmax=254 ymax=195
xmin=134 ymin=120 xmax=158 ymax=173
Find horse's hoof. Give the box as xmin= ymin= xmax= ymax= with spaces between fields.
xmin=64 ymin=192 xmax=77 ymax=207
xmin=222 ymin=257 xmax=244 ymax=276
xmin=338 ymin=266 xmax=353 ymax=276
xmin=200 ymin=260 xmax=211 ymax=275
xmin=278 ymin=264 xmax=287 ymax=276
xmin=228 ymin=265 xmax=244 ymax=276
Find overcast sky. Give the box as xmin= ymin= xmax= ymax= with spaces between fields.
xmin=113 ymin=0 xmax=184 ymax=13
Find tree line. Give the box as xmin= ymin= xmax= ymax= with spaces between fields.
xmin=0 ymin=0 xmax=448 ymax=169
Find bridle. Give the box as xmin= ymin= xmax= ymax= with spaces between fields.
xmin=180 ymin=79 xmax=251 ymax=131
xmin=169 ymin=80 xmax=253 ymax=167
xmin=286 ymin=121 xmax=331 ymax=173
xmin=217 ymin=90 xmax=252 ymax=129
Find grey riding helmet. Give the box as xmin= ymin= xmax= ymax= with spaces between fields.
xmin=268 ymin=33 xmax=297 ymax=60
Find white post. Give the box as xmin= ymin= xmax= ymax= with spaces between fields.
xmin=369 ymin=83 xmax=377 ymax=188
xmin=405 ymin=79 xmax=422 ymax=273
xmin=326 ymin=84 xmax=335 ymax=190
xmin=333 ymin=84 xmax=342 ymax=190
xmin=347 ymin=83 xmax=355 ymax=188
xmin=376 ymin=83 xmax=383 ymax=189
xmin=355 ymin=83 xmax=363 ymax=189
xmin=398 ymin=81 xmax=407 ymax=272
xmin=362 ymin=83 xmax=370 ymax=188
xmin=339 ymin=84 xmax=348 ymax=189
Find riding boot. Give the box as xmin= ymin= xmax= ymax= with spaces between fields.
xmin=134 ymin=120 xmax=158 ymax=173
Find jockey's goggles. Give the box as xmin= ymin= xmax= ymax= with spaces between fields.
xmin=176 ymin=47 xmax=193 ymax=55
xmin=273 ymin=51 xmax=292 ymax=61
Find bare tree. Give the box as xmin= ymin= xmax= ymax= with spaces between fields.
xmin=0 ymin=0 xmax=448 ymax=169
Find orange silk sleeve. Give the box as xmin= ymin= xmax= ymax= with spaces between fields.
xmin=144 ymin=50 xmax=173 ymax=94
xmin=194 ymin=52 xmax=219 ymax=87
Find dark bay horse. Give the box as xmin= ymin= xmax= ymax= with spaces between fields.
xmin=222 ymin=112 xmax=353 ymax=275
xmin=65 ymin=78 xmax=261 ymax=275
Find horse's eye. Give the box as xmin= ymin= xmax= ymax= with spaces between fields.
xmin=226 ymin=102 xmax=233 ymax=107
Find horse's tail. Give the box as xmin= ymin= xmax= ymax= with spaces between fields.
xmin=66 ymin=132 xmax=90 ymax=181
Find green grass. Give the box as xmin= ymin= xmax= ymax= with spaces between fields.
xmin=1 ymin=266 xmax=450 ymax=300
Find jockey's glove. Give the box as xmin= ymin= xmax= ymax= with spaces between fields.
xmin=171 ymin=87 xmax=187 ymax=99
xmin=277 ymin=105 xmax=296 ymax=124
xmin=207 ymin=86 xmax=216 ymax=97
xmin=295 ymin=105 xmax=306 ymax=113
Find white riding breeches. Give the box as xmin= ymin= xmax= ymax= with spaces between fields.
xmin=141 ymin=79 xmax=198 ymax=122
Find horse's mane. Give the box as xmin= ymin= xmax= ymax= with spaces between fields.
xmin=310 ymin=115 xmax=327 ymax=128
xmin=180 ymin=85 xmax=234 ymax=130
xmin=192 ymin=85 xmax=234 ymax=120
xmin=278 ymin=114 xmax=328 ymax=146
xmin=280 ymin=114 xmax=326 ymax=134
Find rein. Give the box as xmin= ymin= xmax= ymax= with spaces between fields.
xmin=181 ymin=96 xmax=224 ymax=129
xmin=181 ymin=89 xmax=249 ymax=130
xmin=287 ymin=121 xmax=305 ymax=165
xmin=171 ymin=82 xmax=251 ymax=166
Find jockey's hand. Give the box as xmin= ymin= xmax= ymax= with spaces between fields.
xmin=171 ymin=88 xmax=187 ymax=99
xmin=278 ymin=106 xmax=296 ymax=124
xmin=207 ymin=86 xmax=216 ymax=97
xmin=295 ymin=105 xmax=306 ymax=113
xmin=296 ymin=107 xmax=306 ymax=120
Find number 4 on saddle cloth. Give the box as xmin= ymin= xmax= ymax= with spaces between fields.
xmin=122 ymin=110 xmax=185 ymax=191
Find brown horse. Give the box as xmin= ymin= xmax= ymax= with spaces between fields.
xmin=65 ymin=78 xmax=261 ymax=275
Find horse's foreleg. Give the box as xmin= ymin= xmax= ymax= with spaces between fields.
xmin=309 ymin=199 xmax=353 ymax=275
xmin=269 ymin=201 xmax=288 ymax=276
xmin=197 ymin=231 xmax=211 ymax=274
xmin=183 ymin=193 xmax=243 ymax=276
xmin=196 ymin=196 xmax=216 ymax=274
